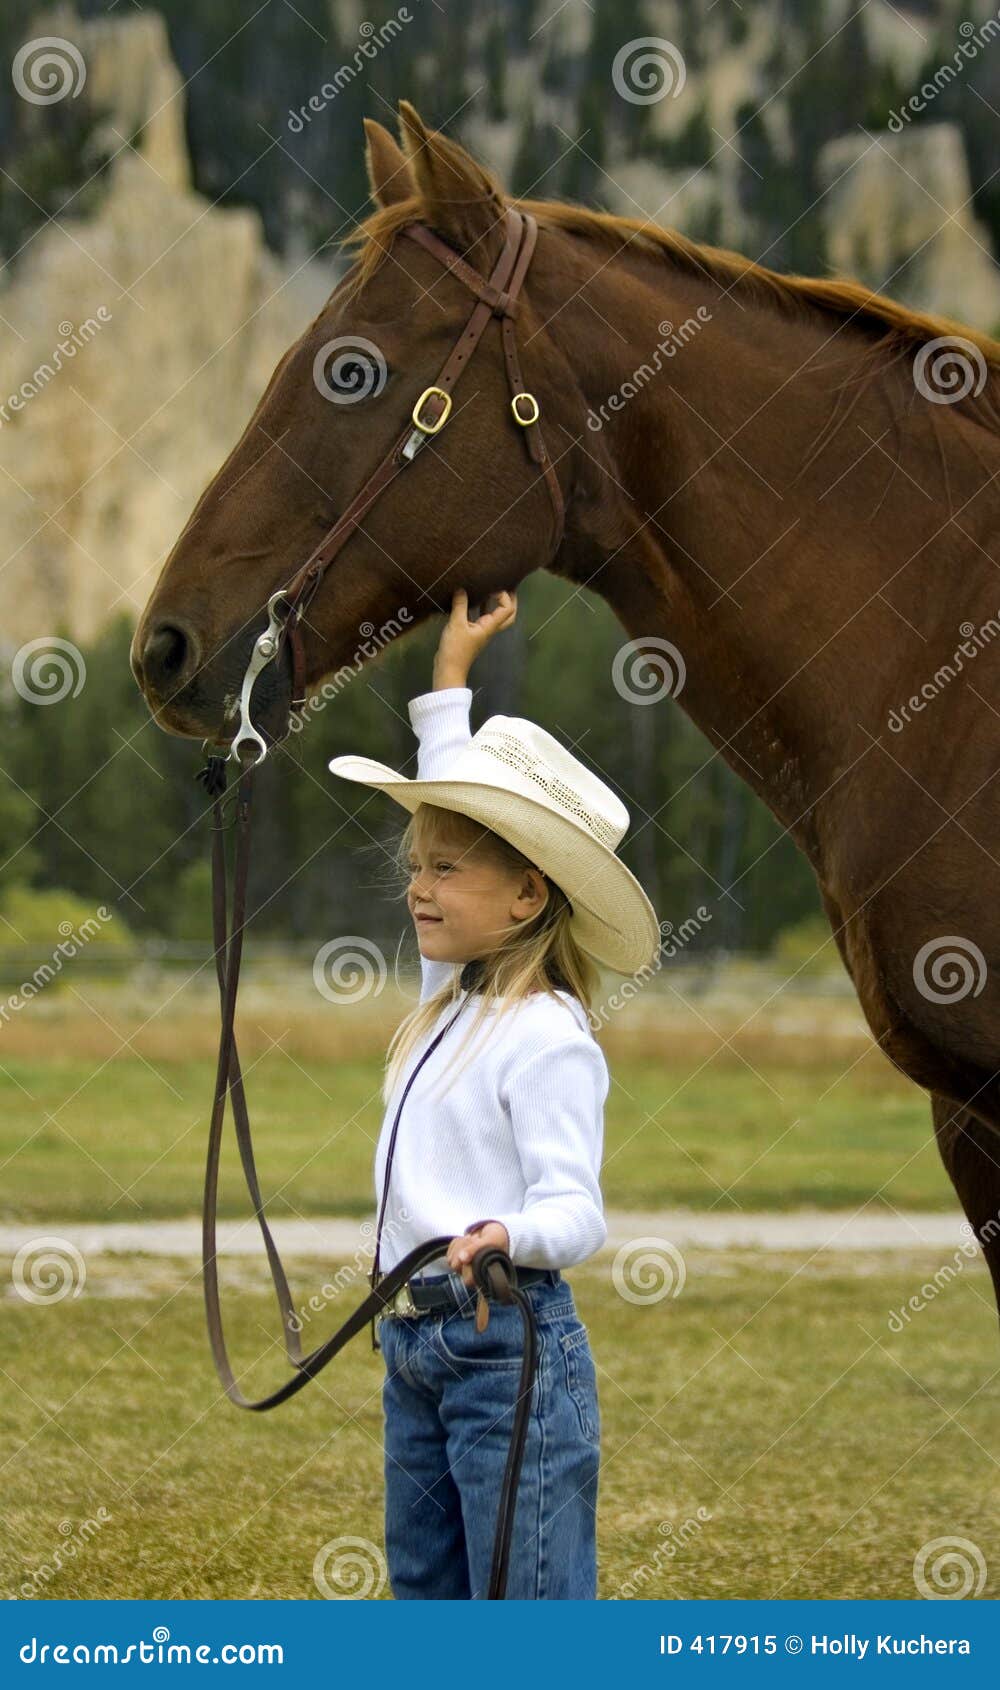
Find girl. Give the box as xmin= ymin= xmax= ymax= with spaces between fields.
xmin=327 ymin=587 xmax=659 ymax=1601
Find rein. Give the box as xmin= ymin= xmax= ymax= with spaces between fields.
xmin=197 ymin=205 xmax=562 ymax=1598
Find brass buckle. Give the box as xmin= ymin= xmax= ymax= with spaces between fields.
xmin=511 ymin=391 xmax=539 ymax=427
xmin=411 ymin=386 xmax=452 ymax=435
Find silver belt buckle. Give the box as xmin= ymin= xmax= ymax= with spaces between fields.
xmin=390 ymin=1281 xmax=423 ymax=1319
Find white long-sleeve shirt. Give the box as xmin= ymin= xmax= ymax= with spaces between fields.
xmin=372 ymin=686 xmax=609 ymax=1274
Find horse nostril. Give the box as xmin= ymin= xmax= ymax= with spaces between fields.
xmin=142 ymin=622 xmax=197 ymax=696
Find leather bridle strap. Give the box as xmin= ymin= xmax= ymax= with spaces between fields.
xmin=406 ymin=214 xmax=565 ymax=549
xmin=275 ymin=205 xmax=564 ymax=700
xmin=208 ymin=775 xmax=303 ymax=1373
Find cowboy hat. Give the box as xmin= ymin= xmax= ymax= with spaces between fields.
xmin=328 ymin=712 xmax=661 ymax=976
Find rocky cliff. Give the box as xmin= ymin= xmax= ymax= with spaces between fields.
xmin=0 ymin=7 xmax=334 ymax=645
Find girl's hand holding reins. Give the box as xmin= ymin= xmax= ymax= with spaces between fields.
xmin=447 ymin=1219 xmax=511 ymax=1287
xmin=433 ymin=586 xmax=517 ymax=689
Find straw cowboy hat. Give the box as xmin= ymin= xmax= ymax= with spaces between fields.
xmin=328 ymin=711 xmax=661 ymax=976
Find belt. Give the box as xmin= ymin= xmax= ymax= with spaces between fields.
xmin=381 ymin=1266 xmax=558 ymax=1319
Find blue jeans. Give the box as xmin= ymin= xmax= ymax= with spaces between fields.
xmin=378 ymin=1270 xmax=601 ymax=1599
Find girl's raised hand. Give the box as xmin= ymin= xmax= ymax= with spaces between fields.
xmin=432 ymin=586 xmax=517 ymax=688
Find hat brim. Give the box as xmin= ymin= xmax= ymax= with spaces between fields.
xmin=328 ymin=752 xmax=661 ymax=976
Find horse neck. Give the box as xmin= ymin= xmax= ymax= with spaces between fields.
xmin=548 ymin=242 xmax=1000 ymax=857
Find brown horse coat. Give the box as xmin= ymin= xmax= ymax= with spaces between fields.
xmin=133 ymin=101 xmax=1000 ymax=1323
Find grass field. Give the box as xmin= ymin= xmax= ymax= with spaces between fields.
xmin=3 ymin=1252 xmax=998 ymax=1601
xmin=0 ymin=967 xmax=955 ymax=1222
xmin=3 ymin=968 xmax=997 ymax=1602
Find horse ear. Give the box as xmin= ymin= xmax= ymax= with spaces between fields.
xmin=363 ymin=117 xmax=416 ymax=207
xmin=397 ymin=99 xmax=507 ymax=263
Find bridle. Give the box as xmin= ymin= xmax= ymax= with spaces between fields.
xmin=197 ymin=205 xmax=562 ymax=1599
xmin=227 ymin=203 xmax=564 ymax=765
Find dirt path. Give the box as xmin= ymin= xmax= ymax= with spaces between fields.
xmin=0 ymin=1208 xmax=971 ymax=1259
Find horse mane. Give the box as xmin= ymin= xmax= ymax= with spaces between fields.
xmin=338 ymin=193 xmax=1000 ymax=430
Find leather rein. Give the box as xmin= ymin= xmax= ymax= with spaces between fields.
xmin=197 ymin=206 xmax=562 ymax=1597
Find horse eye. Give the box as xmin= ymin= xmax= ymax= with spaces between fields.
xmin=313 ymin=336 xmax=390 ymax=406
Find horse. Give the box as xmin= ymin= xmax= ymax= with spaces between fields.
xmin=131 ymin=99 xmax=1000 ymax=1329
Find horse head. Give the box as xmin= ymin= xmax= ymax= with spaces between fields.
xmin=130 ymin=101 xmax=582 ymax=746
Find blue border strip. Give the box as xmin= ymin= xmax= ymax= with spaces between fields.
xmin=5 ymin=1599 xmax=996 ymax=1684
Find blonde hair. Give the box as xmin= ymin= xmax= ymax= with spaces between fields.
xmin=381 ymin=802 xmax=600 ymax=1105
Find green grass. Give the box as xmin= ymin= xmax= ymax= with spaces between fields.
xmin=0 ymin=1053 xmax=386 ymax=1222
xmin=0 ymin=1046 xmax=947 ymax=1223
xmin=2 ymin=1253 xmax=998 ymax=1600
xmin=2 ymin=979 xmax=989 ymax=1602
